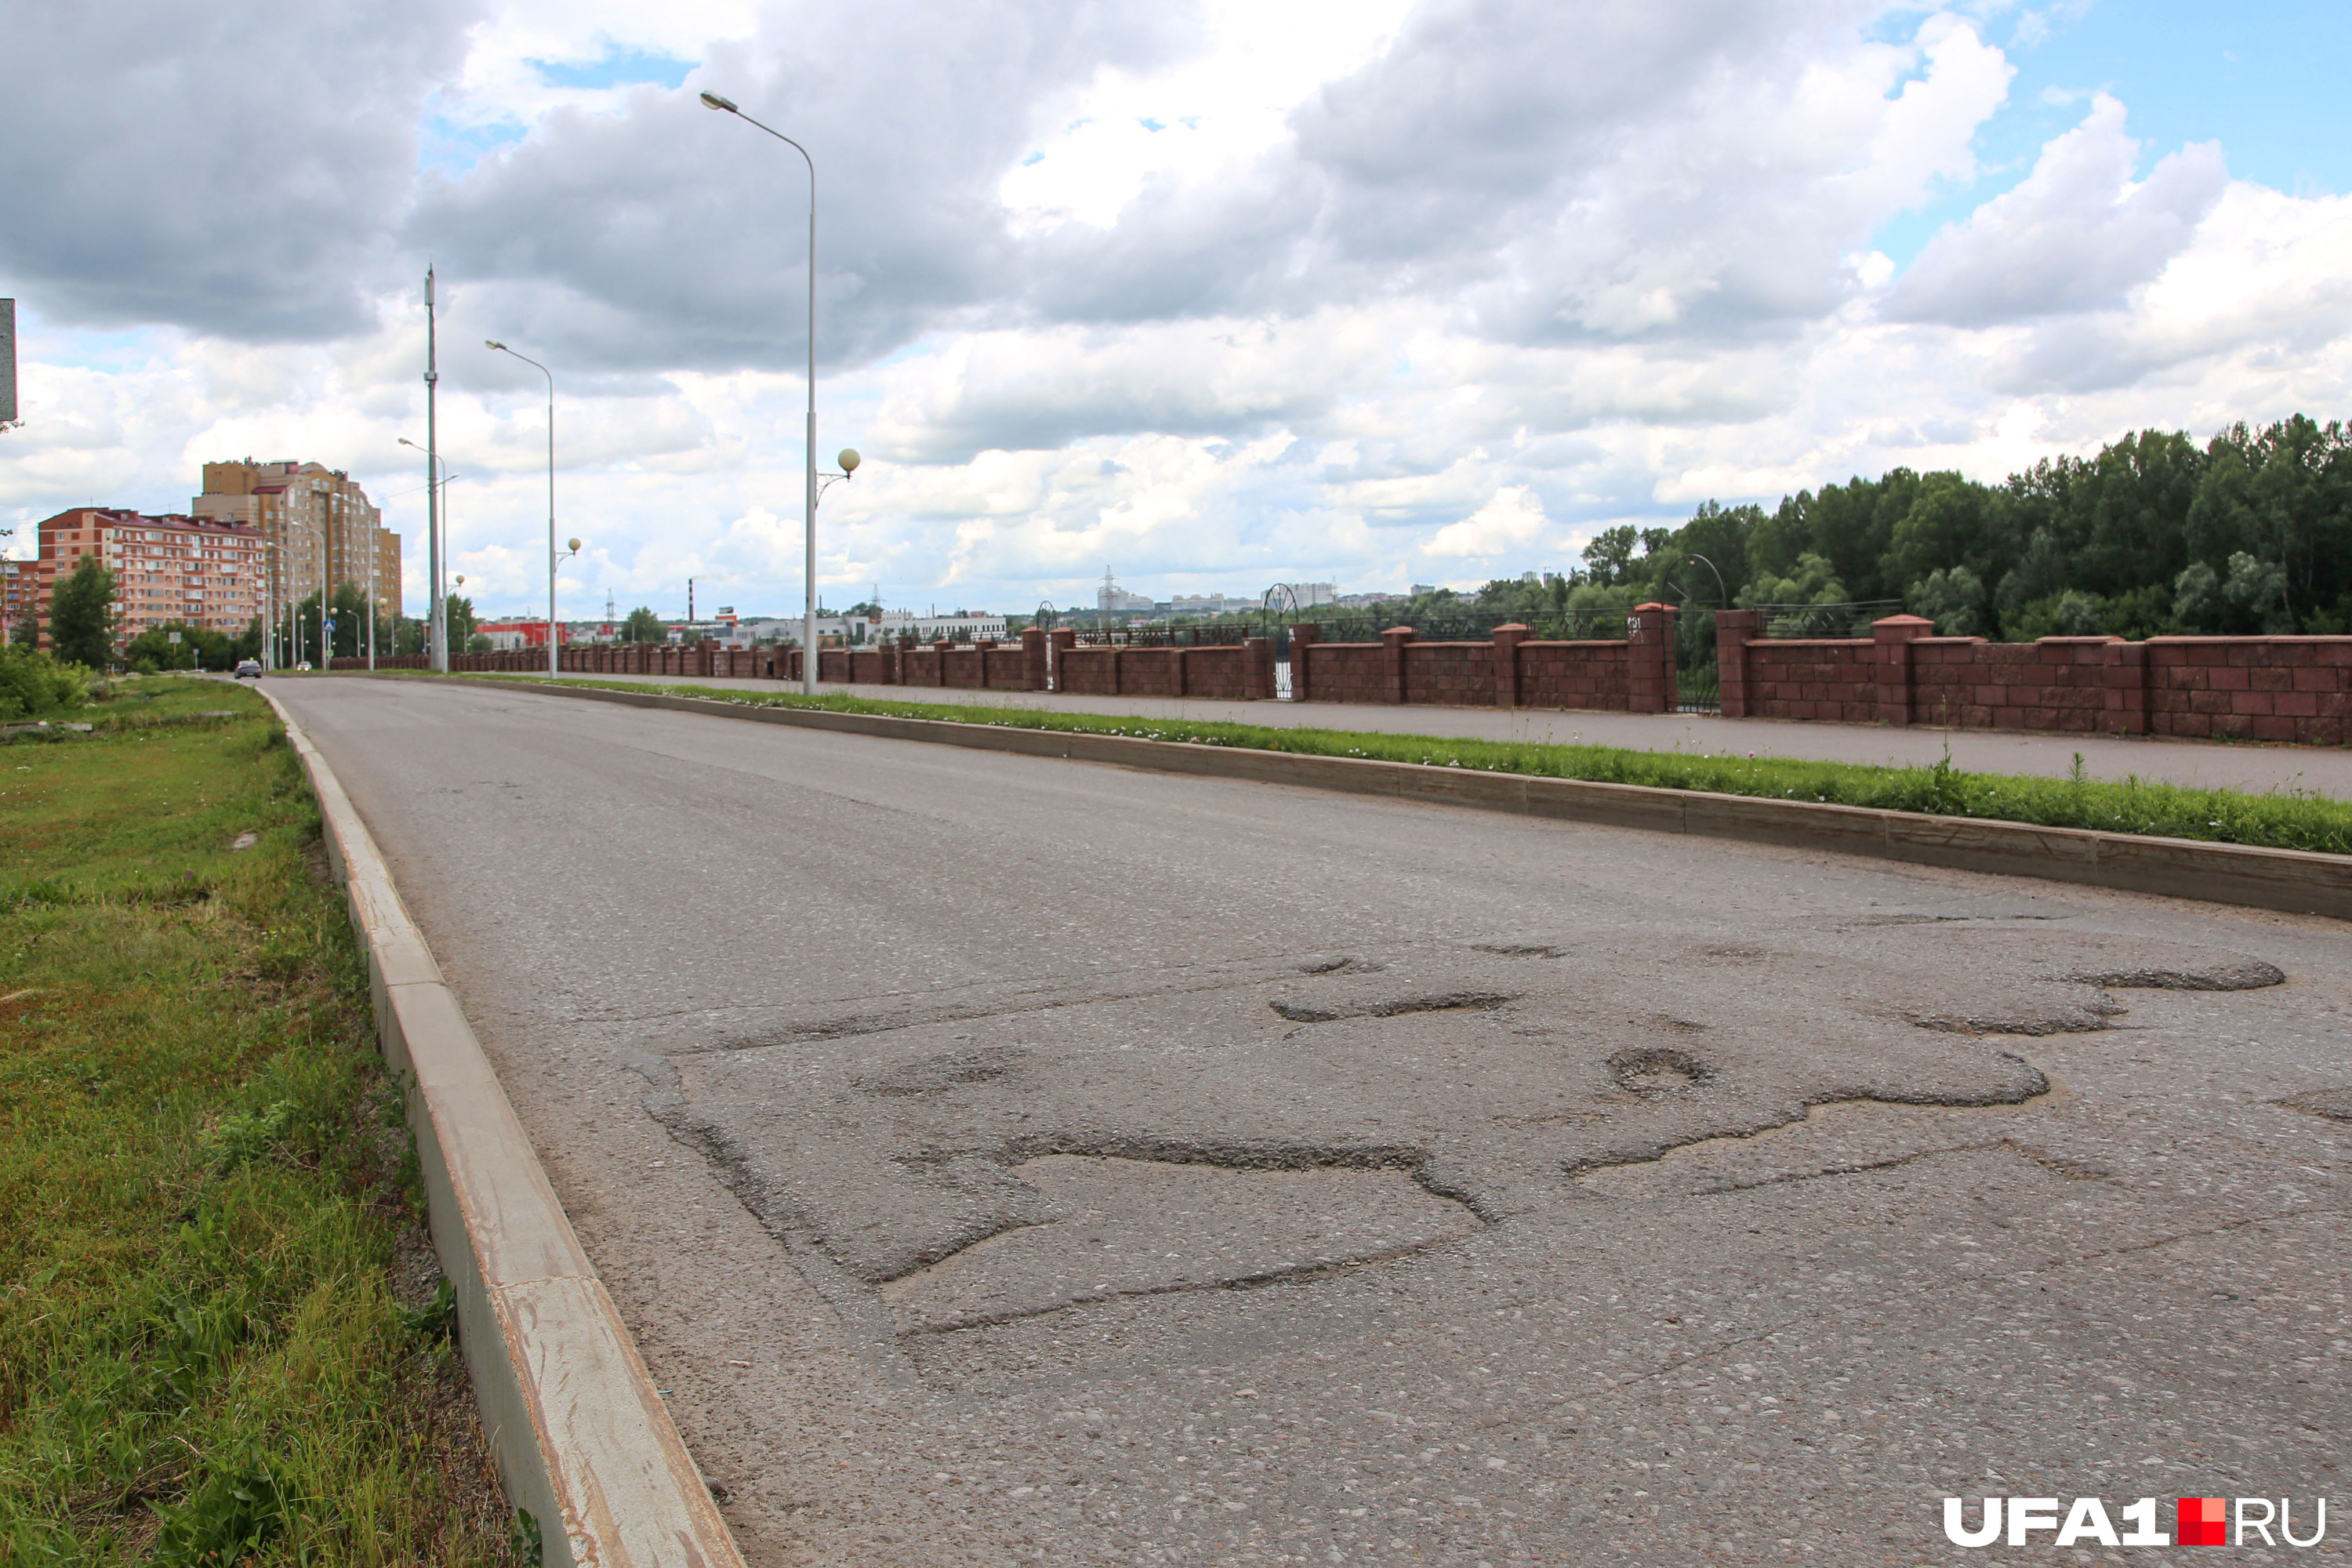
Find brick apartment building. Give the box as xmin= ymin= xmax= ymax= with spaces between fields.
xmin=193 ymin=459 xmax=401 ymax=627
xmin=21 ymin=507 xmax=267 ymax=649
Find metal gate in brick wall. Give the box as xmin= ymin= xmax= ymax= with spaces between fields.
xmin=1676 ymin=605 xmax=1720 ymax=713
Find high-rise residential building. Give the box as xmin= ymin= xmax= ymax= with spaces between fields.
xmin=3 ymin=559 xmax=37 ymax=639
xmin=193 ymin=459 xmax=400 ymax=626
xmin=24 ymin=507 xmax=267 ymax=648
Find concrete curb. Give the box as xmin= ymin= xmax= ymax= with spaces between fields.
xmin=260 ymin=688 xmax=747 ymax=1568
xmin=326 ymin=672 xmax=2352 ymax=920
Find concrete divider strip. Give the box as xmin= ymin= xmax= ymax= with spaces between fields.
xmin=351 ymin=673 xmax=2351 ymax=921
xmin=262 ymin=689 xmax=746 ymax=1568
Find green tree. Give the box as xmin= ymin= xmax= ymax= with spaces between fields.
xmin=445 ymin=595 xmax=478 ymax=650
xmin=123 ymin=622 xmax=238 ymax=671
xmin=619 ymin=605 xmax=665 ymax=643
xmin=0 ymin=644 xmax=89 ymax=719
xmin=1580 ymin=526 xmax=1639 ymax=586
xmin=1738 ymin=552 xmax=1846 ymax=608
xmin=1909 ymin=565 xmax=1986 ymax=637
xmin=48 ymin=556 xmax=117 ymax=669
xmin=327 ymin=583 xmax=372 ymax=659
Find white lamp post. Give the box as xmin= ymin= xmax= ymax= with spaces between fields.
xmin=699 ymin=89 xmax=859 ymax=692
xmin=485 ymin=339 xmax=563 ymax=677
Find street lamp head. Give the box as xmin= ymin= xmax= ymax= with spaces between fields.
xmin=398 ymin=437 xmax=419 ymax=449
xmin=837 ymin=448 xmax=860 ymax=474
xmin=567 ymin=537 xmax=582 ymax=553
xmin=485 ymin=339 xmax=507 ymax=351
xmin=699 ymin=91 xmax=739 ymax=113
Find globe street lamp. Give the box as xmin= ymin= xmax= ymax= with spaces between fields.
xmin=700 ymin=89 xmax=858 ymax=692
xmin=485 ymin=339 xmax=563 ymax=677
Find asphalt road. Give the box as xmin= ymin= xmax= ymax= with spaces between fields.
xmin=269 ymin=676 xmax=2351 ymax=1566
xmin=535 ymin=668 xmax=2352 ymax=799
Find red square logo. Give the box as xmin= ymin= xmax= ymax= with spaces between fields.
xmin=2178 ymin=1497 xmax=2227 ymax=1546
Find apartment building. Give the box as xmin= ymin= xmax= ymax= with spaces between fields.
xmin=193 ymin=459 xmax=401 ymax=624
xmin=3 ymin=559 xmax=32 ymax=635
xmin=24 ymin=507 xmax=267 ymax=648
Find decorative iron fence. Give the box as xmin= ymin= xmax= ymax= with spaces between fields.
xmin=1754 ymin=601 xmax=1904 ymax=639
xmin=1298 ymin=608 xmax=1632 ymax=643
xmin=1068 ymin=622 xmax=1269 ymax=647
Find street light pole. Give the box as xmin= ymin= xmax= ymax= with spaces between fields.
xmin=424 ymin=267 xmax=445 ymax=673
xmin=486 ymin=340 xmax=560 ymax=677
xmin=398 ymin=440 xmax=458 ymax=666
xmin=701 ymin=89 xmax=834 ymax=694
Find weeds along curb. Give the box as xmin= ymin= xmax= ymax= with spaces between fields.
xmin=259 ymin=688 xmax=746 ymax=1568
xmin=347 ymin=672 xmax=2352 ymax=921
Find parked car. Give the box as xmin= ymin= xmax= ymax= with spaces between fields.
xmin=234 ymin=659 xmax=263 ymax=680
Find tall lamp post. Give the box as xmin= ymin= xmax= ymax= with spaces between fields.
xmin=399 ymin=438 xmax=456 ymax=665
xmin=699 ymin=89 xmax=859 ymax=692
xmin=289 ymin=517 xmax=325 ymax=666
xmin=485 ymin=339 xmax=563 ymax=677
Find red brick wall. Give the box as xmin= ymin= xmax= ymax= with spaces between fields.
xmin=1514 ymin=641 xmax=1632 ymax=710
xmin=982 ymin=648 xmax=1031 ymax=689
xmin=1301 ymin=643 xmax=1394 ymax=702
xmin=1741 ymin=640 xmax=1877 ymax=722
xmin=2147 ymin=637 xmax=2352 ymax=744
xmin=942 ymin=648 xmax=986 ymax=688
xmin=1057 ymin=647 xmax=1118 ymax=695
xmin=1401 ymin=642 xmax=1491 ymax=705
xmin=1907 ymin=637 xmax=2113 ymax=731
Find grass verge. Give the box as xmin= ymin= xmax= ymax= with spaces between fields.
xmin=1 ymin=676 xmax=519 ymax=1564
xmin=438 ymin=671 xmax=2352 ymax=856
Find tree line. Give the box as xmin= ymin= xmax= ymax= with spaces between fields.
xmin=1441 ymin=414 xmax=2352 ymax=642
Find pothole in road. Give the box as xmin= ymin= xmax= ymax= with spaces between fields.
xmin=1268 ymin=992 xmax=1515 ymax=1024
xmin=1610 ymin=1047 xmax=1711 ymax=1096
xmin=2067 ymin=959 xmax=2286 ymax=992
xmin=1471 ymin=944 xmax=1565 ymax=958
xmin=2277 ymin=1087 xmax=2352 ymax=1123
xmin=880 ymin=1155 xmax=1483 ymax=1335
xmin=856 ymin=1046 xmax=1029 ymax=1097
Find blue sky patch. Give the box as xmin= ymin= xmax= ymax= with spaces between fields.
xmin=1869 ymin=0 xmax=2350 ymax=268
xmin=531 ymin=46 xmax=696 ymax=92
xmin=416 ymin=112 xmax=526 ymax=176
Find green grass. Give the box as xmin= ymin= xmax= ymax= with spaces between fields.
xmin=1 ymin=676 xmax=517 ymax=1563
xmin=439 ymin=671 xmax=2352 ymax=856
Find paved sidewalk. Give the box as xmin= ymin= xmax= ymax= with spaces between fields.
xmin=503 ymin=670 xmax=2352 ymax=798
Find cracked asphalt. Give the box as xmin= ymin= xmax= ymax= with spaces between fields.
xmin=268 ymin=676 xmax=2352 ymax=1565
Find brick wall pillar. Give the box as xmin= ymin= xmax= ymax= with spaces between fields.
xmin=1381 ymin=626 xmax=1415 ymax=704
xmin=1627 ymin=604 xmax=1677 ymax=713
xmin=1047 ymin=628 xmax=1076 ymax=691
xmin=1288 ymin=622 xmax=1320 ymax=702
xmin=1872 ymin=615 xmax=1934 ymax=724
xmin=2105 ymin=640 xmax=2151 ymax=734
xmin=933 ymin=639 xmax=953 ymax=686
xmin=1022 ymin=627 xmax=1049 ymax=690
xmin=1244 ymin=637 xmax=1272 ymax=700
xmin=1715 ymin=608 xmax=1763 ymax=718
xmin=1490 ymin=622 xmax=1528 ymax=708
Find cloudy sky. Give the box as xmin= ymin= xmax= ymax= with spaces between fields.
xmin=4 ymin=0 xmax=2348 ymax=620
